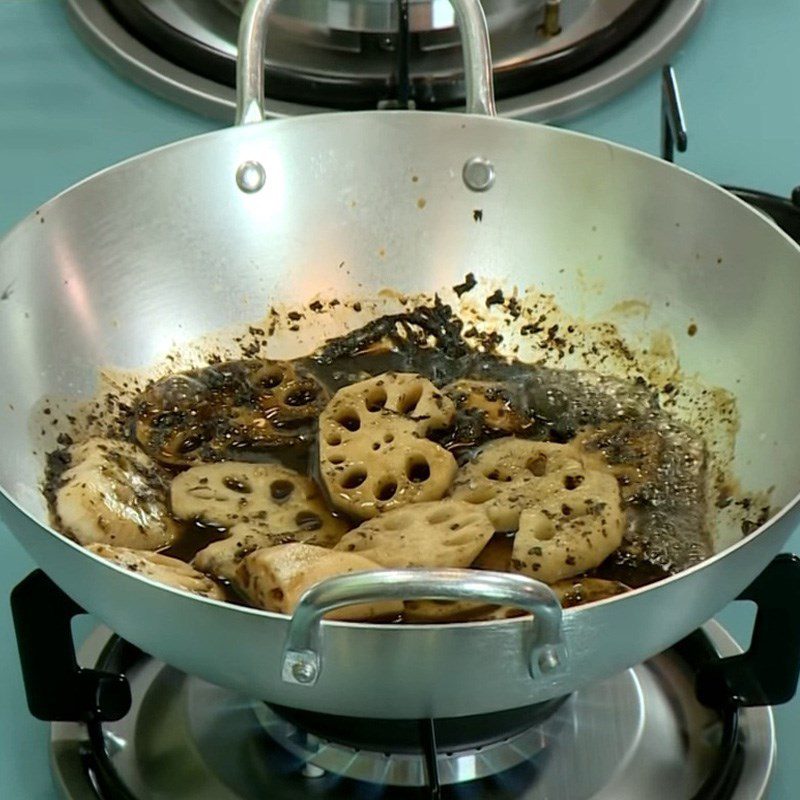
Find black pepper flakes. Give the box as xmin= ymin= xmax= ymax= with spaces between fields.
xmin=453 ymin=273 xmax=477 ymax=297
xmin=485 ymin=289 xmax=504 ymax=308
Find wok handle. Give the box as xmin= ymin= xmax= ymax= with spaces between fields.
xmin=235 ymin=0 xmax=496 ymax=125
xmin=281 ymin=568 xmax=565 ymax=687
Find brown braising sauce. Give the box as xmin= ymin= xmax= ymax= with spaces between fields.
xmin=44 ymin=301 xmax=716 ymax=615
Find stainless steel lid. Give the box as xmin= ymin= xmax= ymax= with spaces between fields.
xmin=66 ymin=0 xmax=705 ymax=120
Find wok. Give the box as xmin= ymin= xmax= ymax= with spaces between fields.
xmin=1 ymin=0 xmax=800 ymax=719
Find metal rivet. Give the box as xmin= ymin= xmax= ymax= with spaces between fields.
xmin=292 ymin=660 xmax=317 ymax=684
xmin=236 ymin=160 xmax=266 ymax=193
xmin=302 ymin=763 xmax=325 ymax=779
xmin=463 ymin=157 xmax=496 ymax=192
xmin=538 ymin=648 xmax=561 ymax=673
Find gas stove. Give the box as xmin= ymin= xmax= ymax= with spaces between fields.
xmin=10 ymin=560 xmax=799 ymax=800
xmin=47 ymin=623 xmax=775 ymax=799
xmin=67 ymin=0 xmax=704 ymax=119
xmin=2 ymin=2 xmax=800 ymax=799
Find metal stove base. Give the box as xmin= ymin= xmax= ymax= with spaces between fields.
xmin=65 ymin=0 xmax=705 ymax=122
xmin=50 ymin=620 xmax=774 ymax=800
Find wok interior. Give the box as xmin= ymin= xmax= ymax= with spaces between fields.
xmin=1 ymin=112 xmax=799 ymax=557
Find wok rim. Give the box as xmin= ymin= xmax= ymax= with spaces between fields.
xmin=2 ymin=109 xmax=799 ymax=630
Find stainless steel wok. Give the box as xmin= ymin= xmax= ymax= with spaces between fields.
xmin=1 ymin=0 xmax=799 ymax=720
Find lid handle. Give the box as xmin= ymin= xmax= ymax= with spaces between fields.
xmin=236 ymin=0 xmax=497 ymax=124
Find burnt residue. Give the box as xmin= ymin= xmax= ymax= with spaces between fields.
xmin=1 ymin=282 xmax=14 ymax=301
xmin=42 ymin=445 xmax=72 ymax=509
xmin=314 ymin=299 xmax=469 ymax=366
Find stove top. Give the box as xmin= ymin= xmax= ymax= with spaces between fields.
xmin=66 ymin=0 xmax=704 ymax=120
xmin=50 ymin=623 xmax=774 ymax=799
xmin=2 ymin=2 xmax=800 ymax=799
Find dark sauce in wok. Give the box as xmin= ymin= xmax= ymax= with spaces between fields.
xmin=44 ymin=301 xmax=713 ymax=611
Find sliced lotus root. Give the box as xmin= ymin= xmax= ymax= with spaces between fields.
xmin=444 ymin=380 xmax=532 ymax=434
xmin=235 ymin=543 xmax=402 ymax=620
xmin=403 ymin=600 xmax=524 ymax=623
xmin=451 ymin=438 xmax=624 ymax=584
xmin=55 ymin=438 xmax=176 ymax=550
xmin=192 ymin=529 xmax=286 ymax=581
xmin=87 ymin=543 xmax=225 ymax=600
xmin=319 ymin=372 xmax=457 ymax=519
xmin=134 ymin=359 xmax=328 ymax=465
xmin=551 ymin=577 xmax=630 ymax=608
xmin=335 ymin=500 xmax=493 ymax=569
xmin=171 ymin=462 xmax=347 ymax=546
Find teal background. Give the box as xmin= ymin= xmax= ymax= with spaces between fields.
xmin=0 ymin=0 xmax=798 ymax=796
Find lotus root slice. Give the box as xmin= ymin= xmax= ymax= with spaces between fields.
xmin=451 ymin=437 xmax=624 ymax=583
xmin=88 ymin=543 xmax=224 ymax=600
xmin=319 ymin=373 xmax=457 ymax=519
xmin=235 ymin=543 xmax=401 ymax=620
xmin=335 ymin=499 xmax=494 ymax=569
xmin=170 ymin=462 xmax=347 ymax=546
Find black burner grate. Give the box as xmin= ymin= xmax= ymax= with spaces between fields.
xmin=12 ymin=556 xmax=800 ymax=800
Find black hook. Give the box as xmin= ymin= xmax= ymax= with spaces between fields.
xmin=661 ymin=65 xmax=688 ymax=163
xmin=396 ymin=0 xmax=412 ymax=109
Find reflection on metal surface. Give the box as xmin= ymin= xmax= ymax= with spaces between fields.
xmin=50 ymin=621 xmax=774 ymax=799
xmin=65 ymin=0 xmax=705 ymax=121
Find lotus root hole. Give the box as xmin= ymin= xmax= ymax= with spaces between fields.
xmin=329 ymin=454 xmax=345 ymax=465
xmin=270 ymin=588 xmax=285 ymax=602
xmin=295 ymin=511 xmax=323 ymax=531
xmin=284 ymin=386 xmax=319 ymax=407
xmin=375 ymin=478 xmax=398 ymax=501
xmin=177 ymin=432 xmax=207 ymax=455
xmin=406 ymin=456 xmax=430 ymax=483
xmin=563 ymin=474 xmax=584 ymax=490
xmin=527 ymin=454 xmax=548 ymax=476
xmin=366 ymin=386 xmax=388 ymax=412
xmin=327 ymin=433 xmax=342 ymax=446
xmin=383 ymin=433 xmax=395 ymax=444
xmin=259 ymin=366 xmax=285 ymax=389
xmin=561 ymin=504 xmax=572 ymax=516
xmin=398 ymin=383 xmax=423 ymax=414
xmin=223 ymin=476 xmax=253 ymax=493
xmin=336 ymin=409 xmax=361 ymax=431
xmin=270 ymin=480 xmax=294 ymax=501
xmin=372 ymin=442 xmax=380 ymax=451
xmin=341 ymin=468 xmax=368 ymax=489
xmin=427 ymin=508 xmax=453 ymax=525
xmin=485 ymin=469 xmax=512 ymax=483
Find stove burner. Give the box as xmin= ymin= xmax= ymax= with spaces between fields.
xmin=46 ymin=622 xmax=775 ymax=799
xmin=66 ymin=0 xmax=706 ymax=120
xmin=265 ymin=698 xmax=566 ymax=754
xmin=257 ymin=699 xmax=566 ymax=786
xmin=100 ymin=0 xmax=667 ymax=110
